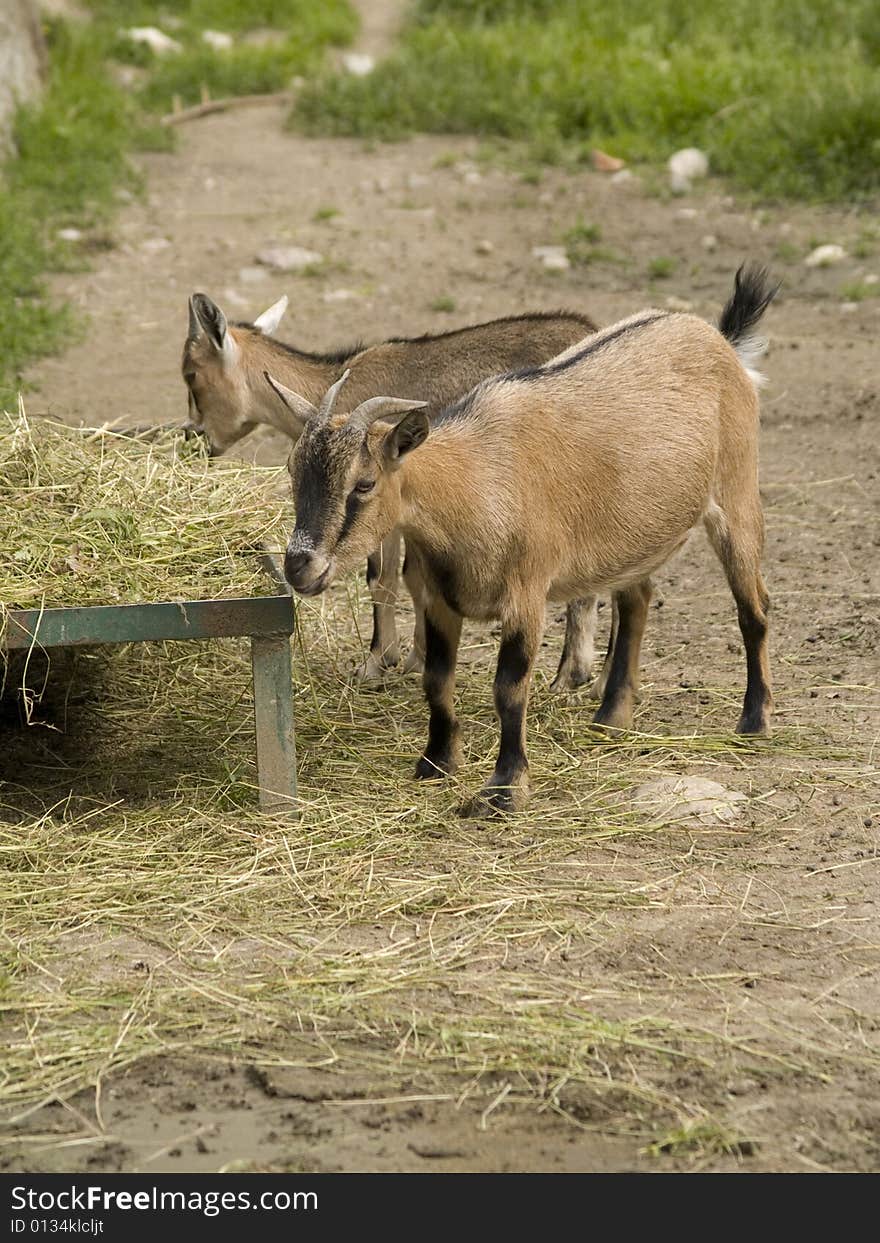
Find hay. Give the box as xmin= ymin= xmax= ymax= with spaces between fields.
xmin=1 ymin=405 xmax=877 ymax=1163
xmin=1 ymin=566 xmax=875 ymax=1154
xmin=0 ymin=407 xmax=289 ymax=616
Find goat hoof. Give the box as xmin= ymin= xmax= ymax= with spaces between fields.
xmin=549 ymin=664 xmax=594 ymax=694
xmin=415 ymin=751 xmax=459 ymax=780
xmin=402 ymin=649 xmax=424 ymax=676
xmin=457 ymin=782 xmax=528 ymax=818
xmin=735 ymin=711 xmax=771 ymax=736
xmin=590 ymin=706 xmax=633 ymax=734
xmin=353 ymin=649 xmax=400 ymax=682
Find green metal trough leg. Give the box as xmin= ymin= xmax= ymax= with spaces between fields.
xmin=251 ymin=633 xmax=297 ymax=812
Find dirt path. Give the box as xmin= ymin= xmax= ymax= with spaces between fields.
xmin=12 ymin=3 xmax=880 ymax=1174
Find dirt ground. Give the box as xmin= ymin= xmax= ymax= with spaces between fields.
xmin=5 ymin=3 xmax=879 ymax=1174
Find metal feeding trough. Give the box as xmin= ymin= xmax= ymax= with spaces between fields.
xmin=2 ymin=559 xmax=297 ymax=812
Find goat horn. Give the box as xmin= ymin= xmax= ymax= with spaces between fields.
xmin=317 ymin=368 xmax=352 ymax=422
xmin=263 ymin=372 xmax=319 ymax=424
xmin=350 ymin=396 xmax=429 ymax=430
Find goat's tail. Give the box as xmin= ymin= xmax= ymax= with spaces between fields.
xmin=718 ymin=263 xmax=779 ymax=388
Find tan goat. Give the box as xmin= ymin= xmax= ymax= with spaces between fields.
xmin=268 ymin=265 xmax=777 ymax=816
xmin=182 ymin=293 xmax=602 ymax=688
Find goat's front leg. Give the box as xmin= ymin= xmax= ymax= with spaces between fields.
xmin=460 ymin=605 xmax=544 ymax=818
xmin=549 ymin=595 xmax=599 ymax=692
xmin=355 ymin=530 xmax=402 ymax=680
xmin=415 ymin=593 xmax=463 ymax=780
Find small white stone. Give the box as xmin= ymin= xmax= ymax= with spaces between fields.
xmin=407 ymin=173 xmax=429 ymax=189
xmin=321 ymin=288 xmax=357 ymax=303
xmin=668 ymin=147 xmax=709 ymax=193
xmin=203 ymin=176 xmax=216 ymax=191
xmin=202 ymin=30 xmax=233 ymax=51
xmin=342 ymin=52 xmax=375 ymax=77
xmin=140 ymin=237 xmax=171 ymax=253
xmin=839 ymin=301 xmax=859 ymax=313
xmin=475 ymin=239 xmax=494 ymax=255
xmin=532 ymin=245 xmax=570 ymax=272
xmin=805 ymin=243 xmax=847 ymax=268
xmin=632 ymin=776 xmax=747 ymax=825
xmin=664 ymin=295 xmax=693 ymax=312
xmin=676 ymin=207 xmax=699 ymax=219
xmin=537 ymin=190 xmax=554 ymax=206
xmin=221 ymin=288 xmax=249 ymax=310
xmin=610 ymin=168 xmax=634 ymax=185
xmin=124 ymin=26 xmax=182 ymax=56
xmin=863 ymin=273 xmax=879 ymax=285
xmin=238 ymin=266 xmax=268 ymax=284
xmin=57 ymin=227 xmax=83 ymax=242
xmin=256 ymin=246 xmax=324 ymax=272
xmin=463 ymin=170 xmax=482 ymax=186
xmin=701 ymin=233 xmax=718 ymax=251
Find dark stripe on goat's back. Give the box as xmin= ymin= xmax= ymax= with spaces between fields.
xmin=506 ymin=312 xmax=669 ymax=383
xmin=233 ymin=324 xmax=365 ymax=366
xmin=386 ymin=308 xmax=596 ymax=347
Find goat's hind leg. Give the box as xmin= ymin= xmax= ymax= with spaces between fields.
xmin=550 ymin=596 xmax=599 ymax=692
xmin=355 ymin=530 xmax=402 ymax=680
xmin=703 ymin=503 xmax=772 ymax=735
xmin=592 ymin=580 xmax=651 ymax=731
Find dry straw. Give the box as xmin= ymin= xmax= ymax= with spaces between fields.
xmin=1 ymin=409 xmax=876 ymax=1163
xmin=0 ymin=407 xmax=289 ymax=618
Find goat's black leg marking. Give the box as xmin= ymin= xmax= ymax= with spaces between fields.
xmin=735 ymin=591 xmax=772 ymax=734
xmin=592 ymin=580 xmax=651 ymax=732
xmin=415 ymin=596 xmax=463 ymax=779
xmin=460 ymin=618 xmax=541 ymax=817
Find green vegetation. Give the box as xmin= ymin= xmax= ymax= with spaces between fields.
xmin=295 ymin=0 xmax=880 ymax=202
xmin=841 ymin=280 xmax=880 ymax=302
xmin=648 ymin=256 xmax=677 ymax=279
xmin=0 ymin=1 xmax=355 ymax=407
xmin=430 ymin=295 xmax=457 ymax=312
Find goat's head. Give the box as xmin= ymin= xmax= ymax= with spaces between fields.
xmin=182 ymin=292 xmax=288 ymax=454
xmin=265 ymin=371 xmax=429 ymax=596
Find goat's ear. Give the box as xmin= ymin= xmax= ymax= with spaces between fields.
xmin=253 ymin=294 xmax=288 ymax=336
xmin=189 ymin=292 xmax=231 ymax=354
xmin=382 ymin=408 xmax=431 ymax=467
xmin=264 ymin=371 xmax=318 ymax=432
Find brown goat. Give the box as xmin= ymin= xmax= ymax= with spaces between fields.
xmin=269 ymin=265 xmax=776 ymax=816
xmin=182 ymin=294 xmax=602 ymax=688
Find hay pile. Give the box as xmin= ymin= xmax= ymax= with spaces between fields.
xmin=0 ymin=408 xmax=290 ymax=617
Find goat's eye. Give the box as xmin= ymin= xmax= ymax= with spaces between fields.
xmin=354 ymin=479 xmax=375 ymax=496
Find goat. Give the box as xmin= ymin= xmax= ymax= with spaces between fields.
xmin=268 ymin=265 xmax=777 ymax=816
xmin=183 ymin=293 xmax=602 ymax=688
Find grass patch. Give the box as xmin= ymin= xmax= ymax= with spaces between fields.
xmin=294 ymin=0 xmax=880 ymax=202
xmin=648 ymin=256 xmax=677 ymax=280
xmin=840 ymin=280 xmax=880 ymax=302
xmin=430 ymin=295 xmax=457 ymax=313
xmin=0 ymin=2 xmax=355 ymax=408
